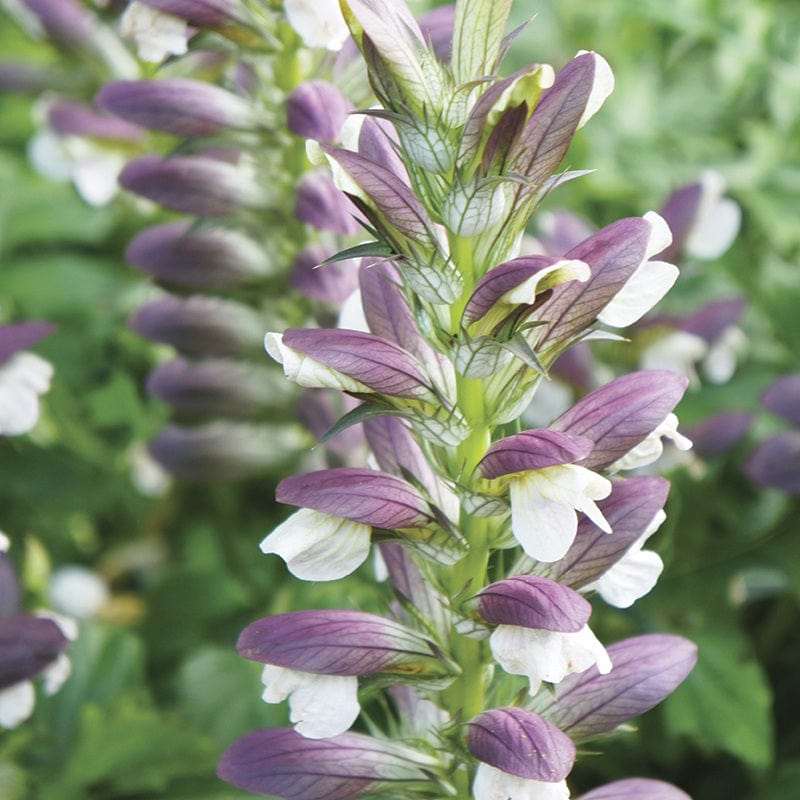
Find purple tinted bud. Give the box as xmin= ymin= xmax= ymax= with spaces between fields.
xmin=745 ymin=431 xmax=800 ymax=494
xmin=478 ymin=429 xmax=594 ymax=479
xmin=22 ymin=0 xmax=95 ymax=45
xmin=550 ymin=371 xmax=689 ymax=470
xmin=129 ymin=294 xmax=265 ymax=356
xmin=146 ymin=357 xmax=291 ymax=417
xmin=0 ymin=322 xmax=55 ymax=363
xmin=686 ymin=411 xmax=752 ymax=459
xmin=126 ymin=221 xmax=273 ymax=288
xmin=148 ymin=421 xmax=304 ymax=481
xmin=0 ymin=614 xmax=69 ymax=688
xmin=286 ymin=80 xmax=353 ymax=142
xmin=139 ymin=0 xmax=244 ymax=26
xmin=294 ymin=172 xmax=362 ymax=235
xmin=0 ymin=61 xmax=58 ymax=94
xmin=467 ymin=707 xmax=575 ymax=782
xmin=544 ymin=476 xmax=670 ymax=588
xmin=237 ymin=609 xmax=445 ymax=677
xmin=119 ymin=154 xmax=270 ymax=217
xmin=45 ymin=99 xmax=144 ymax=141
xmin=218 ymin=727 xmax=434 ymax=800
xmin=0 ymin=555 xmax=21 ymax=618
xmin=678 ymin=297 xmax=745 ymax=343
xmin=288 ymin=245 xmax=360 ymax=304
xmin=476 ymin=575 xmax=591 ymax=632
xmin=760 ymin=374 xmax=800 ymax=426
xmin=96 ymin=79 xmax=255 ymax=137
xmin=537 ymin=634 xmax=697 ymax=740
xmin=281 ymin=327 xmax=435 ymax=399
xmin=276 ymin=468 xmax=431 ymax=529
xmin=577 ymin=778 xmax=692 ymax=800
xmin=321 ymin=146 xmax=433 ymax=243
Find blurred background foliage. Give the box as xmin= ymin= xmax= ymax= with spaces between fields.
xmin=1 ymin=1 xmax=799 ymax=798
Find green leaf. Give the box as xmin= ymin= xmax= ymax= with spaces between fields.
xmin=663 ymin=627 xmax=774 ymax=768
xmin=177 ymin=646 xmax=280 ymax=748
xmin=59 ymin=697 xmax=215 ymax=795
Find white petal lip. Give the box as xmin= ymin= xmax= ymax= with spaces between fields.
xmin=0 ymin=681 xmax=35 ymax=729
xmin=260 ymin=508 xmax=371 ymax=581
xmin=510 ymin=465 xmax=612 ymax=562
xmin=593 ymin=548 xmax=664 ymax=608
xmin=576 ymin=51 xmax=614 ymax=129
xmin=490 ymin=624 xmax=611 ymax=695
xmin=473 ymin=763 xmax=571 ymax=800
xmin=503 ymin=260 xmax=591 ymax=305
xmin=598 ymin=259 xmax=679 ymax=328
xmin=643 ymin=210 xmax=673 ymax=259
xmin=261 ymin=665 xmax=359 ymax=739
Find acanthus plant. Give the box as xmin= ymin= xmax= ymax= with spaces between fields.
xmin=218 ymin=2 xmax=697 ymax=799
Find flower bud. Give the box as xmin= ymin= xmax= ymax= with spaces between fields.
xmin=96 ymin=79 xmax=256 ymax=137
xmin=119 ymin=154 xmax=271 ymax=217
xmin=286 ymin=80 xmax=353 ymax=142
xmin=129 ymin=294 xmax=266 ymax=356
xmin=126 ymin=221 xmax=274 ymax=288
xmin=22 ymin=0 xmax=96 ymax=45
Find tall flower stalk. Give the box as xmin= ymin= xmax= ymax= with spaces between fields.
xmin=219 ymin=2 xmax=697 ymax=799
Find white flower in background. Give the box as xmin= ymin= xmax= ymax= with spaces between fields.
xmin=119 ymin=1 xmax=189 ymax=62
xmin=640 ymin=329 xmax=708 ymax=384
xmin=48 ymin=565 xmax=110 ymax=619
xmin=702 ymin=324 xmax=747 ymax=384
xmin=473 ymin=763 xmax=571 ymax=800
xmin=284 ymin=0 xmax=349 ymax=51
xmin=683 ymin=171 xmax=741 ymax=260
xmin=0 ymin=351 xmax=53 ymax=435
xmin=129 ymin=442 xmax=172 ymax=497
xmin=261 ymin=665 xmax=359 ymax=738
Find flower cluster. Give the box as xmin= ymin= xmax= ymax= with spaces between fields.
xmin=217 ymin=2 xmax=698 ymax=798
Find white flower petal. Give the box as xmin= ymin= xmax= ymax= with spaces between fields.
xmin=613 ymin=413 xmax=692 ymax=472
xmin=643 ymin=210 xmax=673 ymax=259
xmin=503 ymin=260 xmax=591 ymax=305
xmin=27 ymin=130 xmax=73 ymax=181
xmin=0 ymin=681 xmax=35 ymax=729
xmin=337 ymin=289 xmax=369 ymax=332
xmin=592 ymin=548 xmax=664 ymax=608
xmin=702 ymin=325 xmax=746 ymax=385
xmin=640 ymin=330 xmax=707 ymax=383
xmin=0 ymin=352 xmax=53 ymax=435
xmin=684 ymin=172 xmax=741 ymax=260
xmin=474 ymin=763 xmax=571 ymax=800
xmin=510 ymin=466 xmax=612 ymax=562
xmin=0 ymin=531 xmax=9 ymax=552
xmin=72 ymin=149 xmax=126 ymax=206
xmin=261 ymin=665 xmax=359 ymax=739
xmin=260 ymin=508 xmax=371 ymax=581
xmin=49 ymin=565 xmax=109 ymax=619
xmin=490 ymin=624 xmax=610 ymax=695
xmin=598 ymin=259 xmax=679 ymax=328
xmin=264 ymin=332 xmax=371 ymax=393
xmin=284 ymin=0 xmax=349 ymax=50
xmin=41 ymin=652 xmax=71 ymax=695
xmin=119 ymin=1 xmax=189 ymax=62
xmin=576 ymin=51 xmax=614 ymax=129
